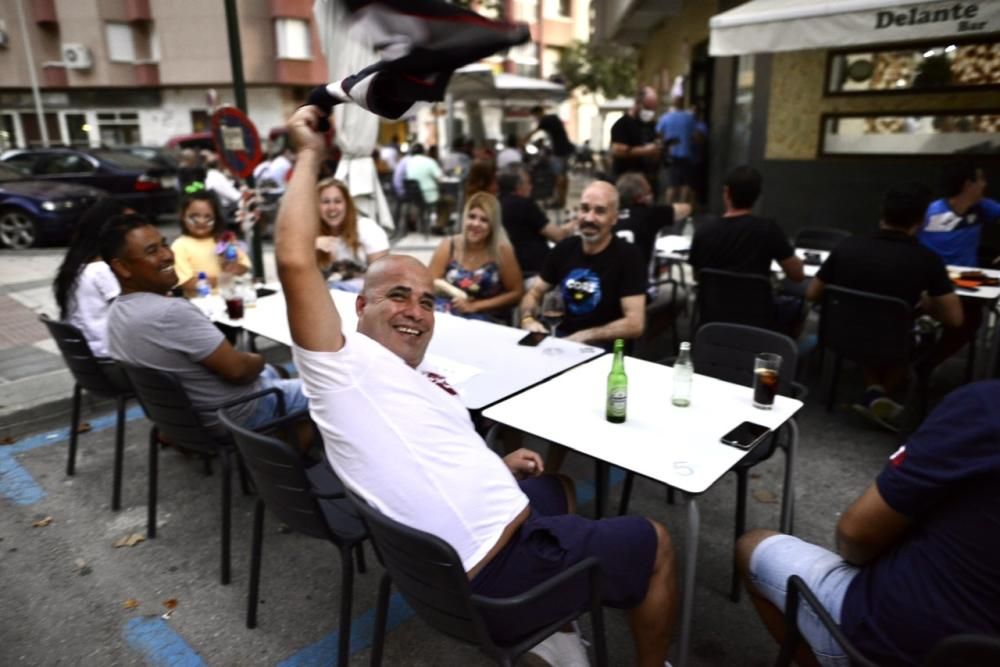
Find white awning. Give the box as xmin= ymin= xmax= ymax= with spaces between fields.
xmin=709 ymin=0 xmax=1000 ymax=56
xmin=448 ymin=66 xmax=567 ymax=102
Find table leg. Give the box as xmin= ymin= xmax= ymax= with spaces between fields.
xmin=677 ymin=494 xmax=700 ymax=667
xmin=594 ymin=460 xmax=609 ymax=519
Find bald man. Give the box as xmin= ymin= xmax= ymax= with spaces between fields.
xmin=277 ymin=106 xmax=677 ymax=667
xmin=521 ymin=180 xmax=647 ymax=347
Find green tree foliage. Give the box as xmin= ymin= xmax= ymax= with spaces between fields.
xmin=556 ymin=40 xmax=637 ymax=99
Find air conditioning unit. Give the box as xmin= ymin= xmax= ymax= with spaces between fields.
xmin=61 ymin=44 xmax=93 ymax=69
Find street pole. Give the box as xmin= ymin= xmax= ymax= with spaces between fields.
xmin=15 ymin=0 xmax=49 ymax=147
xmin=222 ymin=0 xmax=264 ymax=281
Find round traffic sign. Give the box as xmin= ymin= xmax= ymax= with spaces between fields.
xmin=210 ymin=106 xmax=262 ymax=179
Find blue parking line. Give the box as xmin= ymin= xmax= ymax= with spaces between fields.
xmin=123 ymin=617 xmax=206 ymax=667
xmin=0 ymin=404 xmax=145 ymax=505
xmin=279 ymin=593 xmax=413 ymax=667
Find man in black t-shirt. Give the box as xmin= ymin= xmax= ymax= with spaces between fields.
xmin=531 ymin=105 xmax=574 ymax=207
xmin=807 ymin=182 xmax=963 ymax=429
xmin=520 ymin=181 xmax=646 ymax=345
xmin=614 ymin=172 xmax=691 ymax=275
xmin=609 ymin=87 xmax=662 ymax=190
xmin=498 ymin=164 xmax=576 ymax=276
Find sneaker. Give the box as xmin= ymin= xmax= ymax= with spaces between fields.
xmin=526 ymin=631 xmax=590 ymax=667
xmin=852 ymin=386 xmax=903 ymax=433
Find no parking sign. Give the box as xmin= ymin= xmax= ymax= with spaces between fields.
xmin=210 ymin=106 xmax=262 ymax=179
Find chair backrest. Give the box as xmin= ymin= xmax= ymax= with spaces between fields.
xmin=118 ymin=363 xmax=223 ymax=452
xmin=793 ymin=226 xmax=851 ymax=251
xmin=696 ymin=268 xmax=776 ymax=331
xmin=819 ymin=285 xmax=912 ymax=366
xmin=403 ymin=179 xmax=426 ymax=205
xmin=39 ymin=315 xmax=128 ymax=397
xmin=217 ymin=409 xmax=351 ymax=542
xmin=694 ymin=322 xmax=798 ymax=397
xmin=925 ymin=634 xmax=1000 ymax=667
xmin=346 ymin=488 xmax=496 ymax=649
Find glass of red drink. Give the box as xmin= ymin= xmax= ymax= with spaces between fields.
xmin=753 ymin=353 xmax=782 ymax=409
xmin=225 ymin=296 xmax=244 ymax=320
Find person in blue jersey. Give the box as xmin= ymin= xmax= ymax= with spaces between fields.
xmin=919 ymin=162 xmax=999 ymax=268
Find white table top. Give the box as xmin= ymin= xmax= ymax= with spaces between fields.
xmin=948 ymin=266 xmax=1000 ymax=301
xmin=483 ymin=355 xmax=803 ymax=494
xmin=211 ymin=288 xmax=605 ymax=411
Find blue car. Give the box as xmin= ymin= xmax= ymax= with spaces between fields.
xmin=0 ymin=162 xmax=105 ymax=249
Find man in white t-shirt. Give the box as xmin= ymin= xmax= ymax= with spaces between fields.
xmin=277 ymin=105 xmax=678 ymax=667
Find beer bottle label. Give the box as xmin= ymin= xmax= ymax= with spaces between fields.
xmin=607 ymin=389 xmax=627 ymax=417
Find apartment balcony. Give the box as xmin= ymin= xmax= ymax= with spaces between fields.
xmin=133 ymin=62 xmax=159 ymax=86
xmin=42 ymin=65 xmax=67 ymax=87
xmin=32 ymin=0 xmax=58 ymax=24
xmin=269 ymin=0 xmax=313 ymax=19
xmin=125 ymin=0 xmax=152 ymax=22
xmin=593 ymin=0 xmax=681 ymax=46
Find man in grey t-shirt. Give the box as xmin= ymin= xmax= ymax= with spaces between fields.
xmin=99 ymin=214 xmax=306 ymax=431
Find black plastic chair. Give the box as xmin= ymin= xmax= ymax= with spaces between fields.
xmin=924 ymin=634 xmax=1000 ymax=666
xmin=346 ymin=488 xmax=608 ymax=667
xmin=120 ymin=363 xmax=277 ymax=585
xmin=818 ymin=285 xmax=926 ymax=415
xmin=619 ymin=323 xmax=802 ymax=602
xmin=793 ymin=226 xmax=851 ymax=252
xmin=398 ymin=179 xmax=431 ymax=237
xmin=695 ymin=268 xmax=776 ymax=334
xmin=217 ymin=409 xmax=367 ymax=667
xmin=39 ymin=315 xmax=134 ymax=510
xmin=775 ymin=574 xmax=878 ymax=667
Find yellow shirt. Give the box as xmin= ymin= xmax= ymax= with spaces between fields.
xmin=170 ymin=235 xmax=251 ymax=286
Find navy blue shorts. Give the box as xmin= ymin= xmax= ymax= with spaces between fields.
xmin=470 ymin=475 xmax=657 ymax=643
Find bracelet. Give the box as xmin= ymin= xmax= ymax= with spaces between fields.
xmin=520 ymin=314 xmax=536 ymax=323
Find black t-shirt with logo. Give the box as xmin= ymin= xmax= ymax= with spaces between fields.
xmin=615 ymin=204 xmax=676 ymax=271
xmin=690 ymin=214 xmax=794 ymax=277
xmin=500 ymin=193 xmax=551 ymax=275
xmin=816 ymin=229 xmax=954 ymax=308
xmin=540 ymin=236 xmax=646 ymax=336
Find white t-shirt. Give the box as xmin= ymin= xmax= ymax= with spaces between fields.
xmin=496 ymin=147 xmax=523 ymax=170
xmin=293 ymin=332 xmax=528 ymax=571
xmin=67 ymin=261 xmax=120 ymax=358
xmin=318 ymin=216 xmax=390 ymax=268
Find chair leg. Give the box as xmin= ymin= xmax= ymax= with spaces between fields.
xmin=731 ymin=468 xmax=749 ymax=602
xmin=111 ymin=395 xmax=126 ymax=511
xmin=220 ymin=449 xmax=232 ymax=585
xmin=370 ymin=574 xmax=392 ymax=667
xmin=147 ymin=427 xmax=159 ymax=539
xmin=247 ymin=500 xmax=265 ymax=628
xmin=236 ymin=454 xmax=252 ymax=496
xmin=354 ymin=542 xmax=367 ymax=574
xmin=779 ymin=421 xmax=798 ymax=534
xmin=67 ymin=383 xmax=82 ymax=476
xmin=617 ymin=471 xmax=634 ymax=516
xmin=337 ymin=545 xmax=357 ymax=667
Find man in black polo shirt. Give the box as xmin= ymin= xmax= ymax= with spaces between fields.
xmin=497 ymin=164 xmax=576 ymax=278
xmin=609 ymin=87 xmax=662 ymax=190
xmin=690 ymin=165 xmax=805 ymax=333
xmin=614 ymin=172 xmax=691 ymax=274
xmin=807 ymin=182 xmax=963 ymax=430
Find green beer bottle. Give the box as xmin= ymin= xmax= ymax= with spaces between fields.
xmin=606 ymin=338 xmax=627 ymax=423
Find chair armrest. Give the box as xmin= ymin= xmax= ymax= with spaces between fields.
xmin=791 ymin=382 xmax=808 ymax=401
xmin=470 ymin=556 xmax=601 ymax=611
xmin=208 ymin=386 xmax=285 ymax=416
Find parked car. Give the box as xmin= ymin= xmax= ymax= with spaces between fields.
xmin=0 ymin=148 xmax=179 ymax=220
xmin=165 ymin=131 xmax=215 ymax=153
xmin=0 ymin=162 xmax=105 ymax=249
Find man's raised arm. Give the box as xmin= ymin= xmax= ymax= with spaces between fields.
xmin=275 ymin=105 xmax=344 ymax=353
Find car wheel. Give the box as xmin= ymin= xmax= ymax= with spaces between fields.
xmin=0 ymin=208 xmax=40 ymax=249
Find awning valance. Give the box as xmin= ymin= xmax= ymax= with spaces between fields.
xmin=709 ymin=0 xmax=1000 ymax=56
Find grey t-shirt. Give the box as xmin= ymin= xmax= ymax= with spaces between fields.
xmin=108 ymin=292 xmax=261 ymax=427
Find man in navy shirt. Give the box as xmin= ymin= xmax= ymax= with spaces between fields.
xmin=737 ymin=380 xmax=1000 ymax=666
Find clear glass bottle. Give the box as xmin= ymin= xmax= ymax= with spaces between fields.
xmin=606 ymin=338 xmax=628 ymax=423
xmin=672 ymin=341 xmax=693 ymax=407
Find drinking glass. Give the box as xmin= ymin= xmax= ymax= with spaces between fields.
xmin=540 ymin=290 xmax=565 ymax=355
xmin=752 ymin=353 xmax=782 ymax=409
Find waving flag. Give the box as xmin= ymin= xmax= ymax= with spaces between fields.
xmin=308 ymin=0 xmax=530 ymax=125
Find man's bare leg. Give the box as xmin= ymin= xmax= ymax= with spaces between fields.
xmin=736 ymin=529 xmax=822 ymax=667
xmin=626 ymin=519 xmax=677 ymax=667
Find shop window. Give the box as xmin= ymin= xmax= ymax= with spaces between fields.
xmin=106 ymin=22 xmax=137 ymax=63
xmin=826 ymin=38 xmax=999 ymax=95
xmin=96 ymin=111 xmax=140 ymax=146
xmin=820 ymin=111 xmax=1000 ymax=156
xmin=0 ymin=114 xmax=16 ymax=151
xmin=65 ymin=113 xmax=90 ymax=147
xmin=275 ymin=18 xmax=311 ymax=60
xmin=191 ymin=110 xmax=210 ymax=133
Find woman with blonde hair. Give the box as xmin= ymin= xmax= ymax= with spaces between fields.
xmin=315 ymin=177 xmax=389 ymax=287
xmin=428 ymin=191 xmax=523 ymax=320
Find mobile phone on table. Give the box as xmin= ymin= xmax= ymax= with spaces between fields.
xmin=720 ymin=422 xmax=771 ymax=450
xmin=256 ymin=287 xmax=277 ymax=298
xmin=517 ymin=331 xmax=548 ymax=347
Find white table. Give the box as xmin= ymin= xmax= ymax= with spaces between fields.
xmin=483 ymin=355 xmax=803 ymax=667
xmin=213 ymin=288 xmax=606 ymax=411
xmin=653 ymin=236 xmax=828 ymax=278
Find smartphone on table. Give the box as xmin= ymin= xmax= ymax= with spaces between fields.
xmin=517 ymin=331 xmax=548 ymax=347
xmin=720 ymin=422 xmax=771 ymax=450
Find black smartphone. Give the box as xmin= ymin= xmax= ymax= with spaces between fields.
xmin=517 ymin=331 xmax=548 ymax=347
xmin=720 ymin=422 xmax=771 ymax=450
xmin=256 ymin=287 xmax=277 ymax=298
